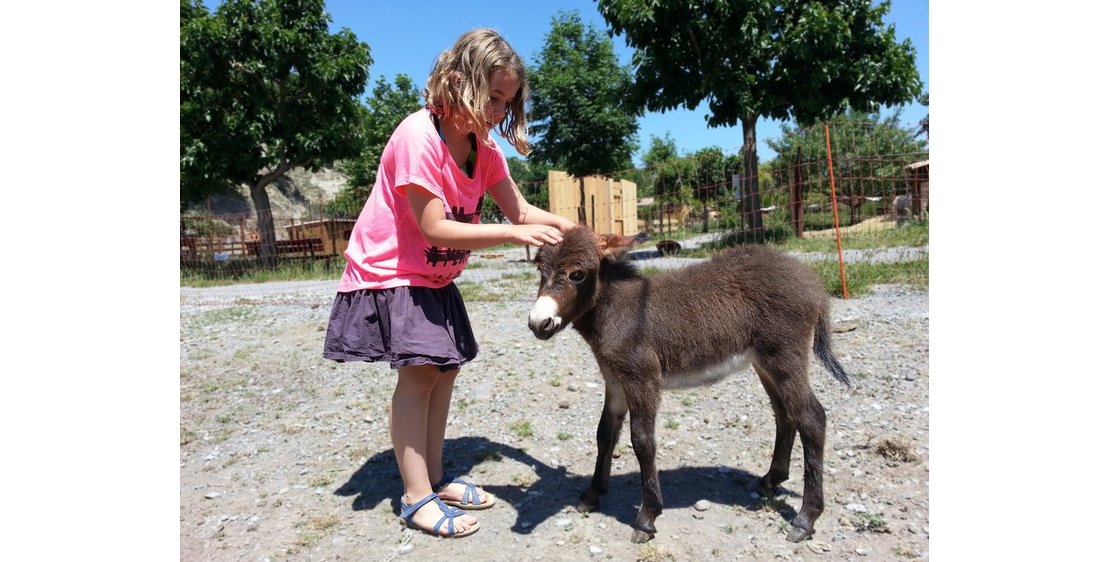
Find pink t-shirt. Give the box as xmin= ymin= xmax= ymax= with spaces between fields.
xmin=337 ymin=108 xmax=510 ymax=291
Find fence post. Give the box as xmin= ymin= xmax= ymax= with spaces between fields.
xmin=823 ymin=122 xmax=849 ymax=299
xmin=590 ymin=195 xmax=596 ymax=230
xmin=731 ymin=174 xmax=741 ymax=233
xmin=658 ymin=171 xmax=665 ymax=234
xmin=911 ymin=166 xmax=924 ymax=218
xmin=792 ymin=147 xmax=804 ymax=237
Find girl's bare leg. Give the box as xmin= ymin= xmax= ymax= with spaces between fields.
xmin=391 ymin=365 xmax=476 ymax=534
xmin=424 ymin=368 xmax=457 ymax=484
xmin=426 ymin=367 xmax=492 ymax=506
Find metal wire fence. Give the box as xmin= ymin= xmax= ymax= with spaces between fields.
xmin=181 ymin=121 xmax=928 ymax=299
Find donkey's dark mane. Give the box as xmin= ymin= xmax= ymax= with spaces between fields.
xmin=599 ymin=256 xmax=641 ymax=282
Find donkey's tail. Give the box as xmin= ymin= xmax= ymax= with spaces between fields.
xmin=814 ymin=315 xmax=851 ymax=386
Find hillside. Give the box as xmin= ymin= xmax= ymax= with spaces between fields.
xmin=184 ymin=167 xmax=351 ymax=220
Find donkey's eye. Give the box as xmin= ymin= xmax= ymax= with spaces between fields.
xmin=568 ymin=271 xmax=586 ymax=283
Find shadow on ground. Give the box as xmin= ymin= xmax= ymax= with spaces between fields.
xmin=334 ymin=435 xmax=801 ymax=535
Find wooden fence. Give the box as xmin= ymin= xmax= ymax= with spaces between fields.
xmin=547 ymin=171 xmax=638 ymax=236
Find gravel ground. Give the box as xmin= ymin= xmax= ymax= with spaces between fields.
xmin=180 ymin=249 xmax=929 ymax=561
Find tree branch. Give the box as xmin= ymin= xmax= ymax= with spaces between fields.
xmin=687 ymin=25 xmax=703 ymax=64
xmin=257 ymin=162 xmax=292 ymax=189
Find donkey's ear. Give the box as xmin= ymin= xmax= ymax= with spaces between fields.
xmin=596 ymin=232 xmax=648 ymax=260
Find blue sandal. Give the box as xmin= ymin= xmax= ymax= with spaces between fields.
xmin=399 ymin=493 xmax=479 ymax=538
xmin=433 ymin=474 xmax=497 ymax=510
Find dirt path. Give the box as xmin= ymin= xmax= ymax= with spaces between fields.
xmin=180 ymin=269 xmax=929 ymax=561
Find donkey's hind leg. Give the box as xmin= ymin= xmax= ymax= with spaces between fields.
xmin=754 ymin=363 xmax=797 ymax=493
xmin=754 ymin=353 xmax=828 ymax=543
xmin=579 ymin=380 xmax=628 ymax=513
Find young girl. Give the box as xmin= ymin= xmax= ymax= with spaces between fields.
xmin=323 ymin=29 xmax=576 ymax=538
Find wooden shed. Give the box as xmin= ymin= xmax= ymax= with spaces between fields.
xmin=905 ymin=159 xmax=929 ymax=217
xmin=284 ymin=218 xmax=357 ymax=257
xmin=547 ymin=170 xmax=638 ymax=236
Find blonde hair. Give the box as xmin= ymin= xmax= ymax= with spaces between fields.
xmin=424 ymin=28 xmax=531 ymax=156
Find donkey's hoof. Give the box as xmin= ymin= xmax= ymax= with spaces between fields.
xmin=758 ymin=475 xmax=785 ymax=496
xmin=785 ymin=525 xmax=814 ymax=543
xmin=631 ymin=529 xmax=655 ymax=543
xmin=577 ymin=490 xmax=600 ymax=513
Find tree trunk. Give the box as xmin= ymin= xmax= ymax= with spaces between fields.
xmin=577 ymin=176 xmax=587 ymax=225
xmin=250 ymin=182 xmax=277 ymax=267
xmin=250 ymin=164 xmax=291 ymax=268
xmin=740 ymin=115 xmax=764 ymax=233
xmin=702 ymin=203 xmax=710 ymax=233
xmin=791 ymin=146 xmax=804 ymax=237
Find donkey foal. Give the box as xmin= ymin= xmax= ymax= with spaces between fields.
xmin=528 ymin=226 xmax=851 ymax=544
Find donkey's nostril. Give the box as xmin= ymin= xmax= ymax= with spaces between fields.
xmin=528 ymin=295 xmax=562 ymax=339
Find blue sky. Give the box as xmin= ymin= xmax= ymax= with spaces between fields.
xmin=202 ymin=0 xmax=928 ymax=165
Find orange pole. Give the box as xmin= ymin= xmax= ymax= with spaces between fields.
xmin=824 ymin=123 xmax=849 ymax=299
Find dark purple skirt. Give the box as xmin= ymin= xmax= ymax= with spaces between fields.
xmin=322 ymin=284 xmax=478 ymax=371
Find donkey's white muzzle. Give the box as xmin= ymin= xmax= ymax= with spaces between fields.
xmin=528 ymin=295 xmax=562 ymax=340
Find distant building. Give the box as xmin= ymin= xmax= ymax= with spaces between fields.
xmin=905 ymin=160 xmax=929 ymax=217
xmin=284 ymin=219 xmax=357 ymax=257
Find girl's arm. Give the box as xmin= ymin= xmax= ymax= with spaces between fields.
xmin=406 ymin=184 xmax=563 ymax=249
xmin=487 ymin=176 xmax=578 ymax=232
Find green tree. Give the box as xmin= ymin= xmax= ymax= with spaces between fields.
xmin=508 ymin=157 xmax=552 ymax=207
xmin=528 ymin=10 xmax=641 ymax=224
xmin=641 ymin=133 xmax=679 ymax=169
xmin=687 ymin=147 xmax=731 ymax=233
xmin=180 ymin=0 xmax=371 ymax=265
xmin=480 ymin=157 xmax=552 ymax=224
xmin=327 ymin=74 xmax=423 ymax=218
xmin=597 ymin=0 xmax=922 ymax=232
xmin=765 ymin=108 xmax=926 ymax=224
xmin=917 ymin=91 xmax=929 ymax=139
xmin=622 ymin=133 xmax=681 ymax=235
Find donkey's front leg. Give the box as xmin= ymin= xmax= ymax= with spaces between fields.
xmin=579 ymin=380 xmax=628 ymax=512
xmin=626 ymin=382 xmax=662 ymax=543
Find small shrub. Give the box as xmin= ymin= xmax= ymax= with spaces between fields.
xmin=759 ymin=497 xmax=791 ymax=513
xmin=511 ymin=472 xmax=537 ymax=486
xmin=510 ymin=420 xmax=534 ymax=439
xmin=475 ymin=449 xmax=503 ymax=463
xmin=853 ymin=511 xmax=890 ymax=533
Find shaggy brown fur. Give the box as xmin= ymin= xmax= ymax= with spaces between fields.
xmin=528 ymin=226 xmax=850 ymax=544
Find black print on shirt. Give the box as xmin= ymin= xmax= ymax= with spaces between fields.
xmin=423 ymin=246 xmax=469 ymax=267
xmin=424 ymin=200 xmax=481 ymax=269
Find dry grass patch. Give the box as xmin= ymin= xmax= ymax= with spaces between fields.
xmin=308 ymin=513 xmax=340 ymax=531
xmin=637 ymin=543 xmax=676 ymax=562
xmin=874 ymin=435 xmax=921 ymax=463
xmin=307 ymin=473 xmax=335 ymax=488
